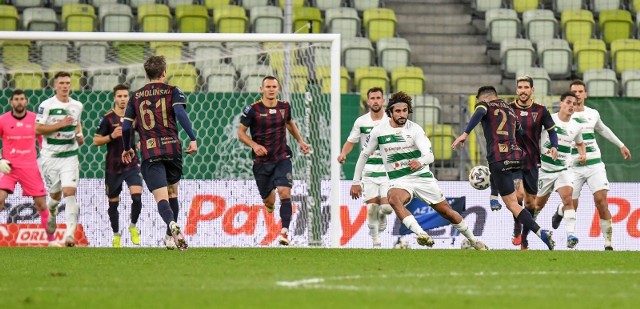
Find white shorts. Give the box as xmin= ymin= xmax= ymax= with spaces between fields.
xmin=571 ymin=163 xmax=609 ymax=199
xmin=537 ymin=169 xmax=574 ymax=197
xmin=362 ymin=176 xmax=389 ymax=202
xmin=38 ymin=156 xmax=80 ymax=193
xmin=388 ymin=175 xmax=445 ymax=205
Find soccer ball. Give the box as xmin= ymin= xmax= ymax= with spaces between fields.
xmin=460 ymin=238 xmax=474 ymax=250
xmin=393 ymin=237 xmax=410 ymax=249
xmin=468 ymin=165 xmax=491 ymax=190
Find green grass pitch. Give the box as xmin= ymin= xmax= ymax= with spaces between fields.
xmin=1 ymin=248 xmax=639 ymax=308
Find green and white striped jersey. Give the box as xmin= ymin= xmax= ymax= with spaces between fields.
xmin=35 ymin=96 xmax=84 ymax=158
xmin=540 ymin=113 xmax=583 ymax=172
xmin=570 ymin=106 xmax=622 ymax=167
xmin=346 ymin=113 xmax=388 ymax=178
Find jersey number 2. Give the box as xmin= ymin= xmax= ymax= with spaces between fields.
xmin=493 ymin=109 xmax=508 ymax=136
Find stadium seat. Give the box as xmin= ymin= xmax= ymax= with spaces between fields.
xmin=523 ymin=9 xmax=558 ymax=45
xmin=167 ymin=0 xmax=195 ymax=10
xmin=472 ymin=0 xmax=502 ymax=14
xmin=250 ymin=6 xmax=283 ymax=33
xmin=1 ymin=40 xmax=31 ymax=69
xmin=353 ymin=0 xmax=380 ymax=11
xmin=316 ymin=65 xmax=350 ymax=94
xmin=561 ymin=10 xmax=594 ymax=44
xmin=485 ymin=9 xmax=521 ymax=46
xmin=37 ymin=41 xmax=70 ymax=68
xmin=189 ymin=42 xmax=225 ymax=70
xmin=48 ymin=62 xmax=83 ymax=91
xmin=9 ymin=63 xmax=44 ymax=90
xmin=214 ymin=5 xmax=247 ymax=33
xmin=315 ymin=0 xmax=342 ymax=11
xmin=240 ymin=0 xmax=269 ymax=10
xmin=500 ymin=38 xmax=535 ymax=78
xmin=99 ymin=4 xmax=133 ymax=32
xmin=76 ymin=41 xmax=108 ymax=67
xmin=632 ymin=0 xmax=640 ymax=13
xmin=150 ymin=41 xmax=183 ymax=62
xmin=22 ymin=7 xmax=58 ymax=31
xmin=425 ymin=124 xmax=456 ymax=161
xmin=166 ymin=63 xmax=198 ymax=92
xmin=412 ymin=94 xmax=441 ymax=126
xmin=13 ymin=0 xmax=45 ymax=10
xmin=228 ymin=42 xmax=260 ymax=67
xmin=621 ymin=69 xmax=640 ymax=97
xmin=0 ymin=5 xmax=18 ymax=31
xmin=610 ymin=39 xmax=640 ymax=75
xmin=125 ymin=65 xmax=148 ymax=91
xmin=263 ymin=42 xmax=299 ymax=72
xmin=175 ymin=4 xmax=209 ymax=33
xmin=583 ymin=68 xmax=618 ymax=96
xmin=573 ymin=39 xmax=607 ymax=75
xmin=512 ymin=0 xmax=539 ymax=13
xmin=287 ymin=64 xmax=309 ymax=93
xmin=324 ymin=7 xmax=360 ymax=38
xmin=293 ymin=6 xmax=322 ymax=33
xmin=312 ymin=42 xmax=331 ymax=69
xmin=342 ymin=37 xmax=374 ymax=73
xmin=515 ymin=67 xmax=551 ymax=96
xmin=62 ymin=3 xmax=96 ymax=32
xmin=138 ymin=4 xmax=171 ymax=32
xmin=201 ymin=64 xmax=236 ymax=92
xmin=113 ymin=41 xmax=146 ymax=65
xmin=278 ymin=0 xmax=305 ymax=9
xmin=598 ymin=10 xmax=632 ymax=44
xmin=376 ymin=37 xmax=411 ymax=73
xmin=590 ymin=0 xmax=621 ymax=14
xmin=536 ymin=39 xmax=572 ymax=79
xmin=354 ymin=66 xmax=388 ymax=102
xmin=54 ymin=0 xmax=82 ymax=11
xmin=130 ymin=0 xmax=157 ymax=9
xmin=362 ymin=8 xmax=396 ymax=43
xmin=552 ymin=0 xmax=583 ymax=15
xmin=239 ymin=64 xmax=274 ymax=92
xmin=87 ymin=67 xmax=122 ymax=91
xmin=391 ymin=66 xmax=424 ymax=95
xmin=90 ymin=0 xmax=119 ymax=7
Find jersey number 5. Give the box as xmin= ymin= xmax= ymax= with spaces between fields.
xmin=140 ymin=98 xmax=168 ymax=130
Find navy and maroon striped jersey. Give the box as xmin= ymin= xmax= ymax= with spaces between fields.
xmin=124 ymin=82 xmax=186 ymax=161
xmin=95 ymin=109 xmax=139 ymax=175
xmin=240 ymin=99 xmax=292 ymax=164
xmin=477 ymin=99 xmax=523 ymax=164
xmin=510 ymin=101 xmax=555 ymax=170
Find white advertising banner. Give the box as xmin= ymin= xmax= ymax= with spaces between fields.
xmin=2 ymin=179 xmax=638 ymax=250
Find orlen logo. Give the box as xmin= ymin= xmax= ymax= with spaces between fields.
xmin=590 ymin=197 xmax=640 ymax=238
xmin=16 ymin=228 xmax=57 ymax=244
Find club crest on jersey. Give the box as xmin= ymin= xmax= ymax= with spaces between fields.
xmin=280 ymin=110 xmax=286 ymax=120
xmin=532 ymin=112 xmax=539 ymax=122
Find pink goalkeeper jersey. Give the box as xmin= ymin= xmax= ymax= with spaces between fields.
xmin=0 ymin=111 xmax=39 ymax=168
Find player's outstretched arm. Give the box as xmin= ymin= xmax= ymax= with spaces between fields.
xmin=452 ymin=106 xmax=487 ymax=150
xmin=594 ymin=117 xmax=631 ymax=159
xmin=337 ymin=142 xmax=356 ymax=164
xmin=285 ymin=120 xmax=310 ymax=154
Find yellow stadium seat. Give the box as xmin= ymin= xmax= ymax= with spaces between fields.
xmin=293 ymin=7 xmax=322 ymax=33
xmin=265 ymin=42 xmax=297 ymax=71
xmin=0 ymin=5 xmax=18 ymax=31
xmin=425 ymin=124 xmax=456 ymax=161
xmin=598 ymin=10 xmax=632 ymax=44
xmin=214 ymin=5 xmax=247 ymax=33
xmin=573 ymin=39 xmax=607 ymax=75
xmin=316 ymin=66 xmax=350 ymax=94
xmin=513 ymin=0 xmax=539 ymax=13
xmin=391 ymin=66 xmax=424 ymax=95
xmin=279 ymin=0 xmax=305 ymax=9
xmin=0 ymin=40 xmax=30 ymax=69
xmin=205 ymin=0 xmax=231 ymax=10
xmin=62 ymin=3 xmax=96 ymax=32
xmin=138 ymin=4 xmax=171 ymax=33
xmin=150 ymin=41 xmax=183 ymax=62
xmin=610 ymin=39 xmax=640 ymax=74
xmin=9 ymin=63 xmax=44 ymax=90
xmin=166 ymin=63 xmax=198 ymax=92
xmin=48 ymin=62 xmax=83 ymax=91
xmin=354 ymin=66 xmax=388 ymax=103
xmin=286 ymin=64 xmax=309 ymax=93
xmin=362 ymin=8 xmax=396 ymax=43
xmin=561 ymin=9 xmax=594 ymax=44
xmin=113 ymin=41 xmax=146 ymax=65
xmin=175 ymin=4 xmax=209 ymax=33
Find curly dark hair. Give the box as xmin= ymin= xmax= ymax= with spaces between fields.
xmin=385 ymin=91 xmax=413 ymax=117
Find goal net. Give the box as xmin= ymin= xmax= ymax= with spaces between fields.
xmin=0 ymin=31 xmax=341 ymax=248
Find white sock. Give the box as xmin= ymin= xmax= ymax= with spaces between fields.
xmin=402 ymin=215 xmax=425 ymax=234
xmin=564 ymin=209 xmax=576 ymax=235
xmin=64 ymin=196 xmax=79 ymax=237
xmin=453 ymin=220 xmax=477 ymax=242
xmin=367 ymin=203 xmax=379 ymax=239
xmin=600 ymin=218 xmax=612 ymax=247
xmin=379 ymin=204 xmax=393 ymax=215
xmin=47 ymin=198 xmax=60 ymax=213
xmin=557 ymin=202 xmax=564 ymax=216
xmin=281 ymin=227 xmax=288 ymax=234
xmin=490 ymin=195 xmax=498 ymax=201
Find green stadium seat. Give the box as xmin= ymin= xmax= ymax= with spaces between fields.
xmin=412 ymin=94 xmax=441 ymax=126
xmin=425 ymin=124 xmax=456 ymax=161
xmin=377 ymin=37 xmax=411 ymax=73
xmin=9 ymin=63 xmax=44 ymax=90
xmin=513 ymin=0 xmax=539 ymax=13
xmin=621 ymin=69 xmax=640 ymax=97
xmin=536 ymin=39 xmax=572 ymax=79
xmin=561 ymin=9 xmax=594 ymax=44
xmin=287 ymin=64 xmax=309 ymax=93
xmin=324 ymin=7 xmax=360 ymax=38
xmin=354 ymin=66 xmax=388 ymax=103
xmin=485 ymin=9 xmax=521 ymax=46
xmin=515 ymin=67 xmax=551 ymax=96
xmin=99 ymin=4 xmax=133 ymax=32
xmin=264 ymin=42 xmax=296 ymax=72
xmin=76 ymin=41 xmax=108 ymax=67
xmin=250 ymin=6 xmax=283 ymax=33
xmin=189 ymin=42 xmax=225 ymax=70
xmin=175 ymin=4 xmax=209 ymax=33
xmin=316 ymin=66 xmax=350 ymax=94
xmin=166 ymin=63 xmax=198 ymax=92
xmin=523 ymin=9 xmax=558 ymax=45
xmin=472 ymin=0 xmax=502 ymax=14
xmin=362 ymin=8 xmax=396 ymax=43
xmin=598 ymin=10 xmax=632 ymax=44
xmin=201 ymin=64 xmax=236 ymax=92
xmin=150 ymin=41 xmax=183 ymax=62
xmin=0 ymin=5 xmax=18 ymax=31
xmin=48 ymin=62 xmax=83 ymax=91
xmin=610 ymin=39 xmax=640 ymax=74
xmin=552 ymin=0 xmax=583 ymax=15
xmin=214 ymin=5 xmax=247 ymax=33
xmin=113 ymin=41 xmax=146 ymax=65
xmin=391 ymin=66 xmax=424 ymax=95
xmin=278 ymin=0 xmax=305 ymax=9
xmin=316 ymin=0 xmax=342 ymax=11
xmin=138 ymin=4 xmax=171 ymax=32
xmin=87 ymin=67 xmax=122 ymax=91
xmin=205 ymin=0 xmax=231 ymax=10
xmin=240 ymin=0 xmax=270 ymax=10
xmin=353 ymin=0 xmax=380 ymax=11
xmin=62 ymin=3 xmax=96 ymax=32
xmin=583 ymin=68 xmax=618 ymax=96
xmin=632 ymin=0 xmax=640 ymax=13
xmin=573 ymin=39 xmax=607 ymax=75
xmin=500 ymin=38 xmax=535 ymax=78
xmin=342 ymin=37 xmax=374 ymax=73
xmin=293 ymin=7 xmax=322 ymax=34
xmin=1 ymin=40 xmax=31 ymax=69
xmin=23 ymin=7 xmax=58 ymax=31
xmin=37 ymin=41 xmax=70 ymax=68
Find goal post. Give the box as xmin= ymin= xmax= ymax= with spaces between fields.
xmin=0 ymin=31 xmax=342 ymax=248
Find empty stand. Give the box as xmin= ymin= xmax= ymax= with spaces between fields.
xmin=315 ymin=0 xmax=342 ymax=11
xmin=13 ymin=0 xmax=46 ymax=10
xmin=126 ymin=65 xmax=148 ymax=91
xmin=151 ymin=41 xmax=183 ymax=62
xmin=240 ymin=0 xmax=270 ymax=10
xmin=425 ymin=124 xmax=456 ymax=162
xmin=621 ymin=69 xmax=640 ymax=97
xmin=376 ymin=37 xmax=411 ymax=73
xmin=293 ymin=6 xmax=322 ymax=33
xmin=391 ymin=66 xmax=424 ymax=95
xmin=500 ymin=38 xmax=535 ymax=78
xmin=130 ymin=0 xmax=157 ymax=9
xmin=167 ymin=0 xmax=195 ymax=10
xmin=0 ymin=5 xmax=18 ymax=31
xmin=138 ymin=4 xmax=171 ymax=32
xmin=341 ymin=37 xmax=374 ymax=73
xmin=536 ymin=39 xmax=572 ymax=78
xmin=316 ymin=65 xmax=350 ymax=94
xmin=9 ymin=63 xmax=44 ymax=90
xmin=76 ymin=41 xmax=108 ymax=67
xmin=472 ymin=0 xmax=503 ymax=14
xmin=189 ymin=42 xmax=225 ymax=70
xmin=1 ymin=40 xmax=31 ymax=69
xmin=113 ymin=41 xmax=146 ymax=65
xmin=250 ymin=6 xmax=283 ymax=33
xmin=573 ymin=39 xmax=607 ymax=75
xmin=166 ymin=63 xmax=198 ymax=92
xmin=362 ymin=8 xmax=396 ymax=43
xmin=87 ymin=67 xmax=122 ymax=91
xmin=214 ymin=5 xmax=247 ymax=33
xmin=201 ymin=64 xmax=236 ymax=92
xmin=278 ymin=0 xmax=305 ymax=9
xmin=583 ymin=68 xmax=618 ymax=96
xmin=354 ymin=66 xmax=388 ymax=102
xmin=175 ymin=4 xmax=209 ymax=33
xmin=512 ymin=0 xmax=540 ymax=13
xmin=37 ymin=41 xmax=70 ymax=68
xmin=22 ymin=7 xmax=58 ymax=31
xmin=99 ymin=4 xmax=133 ymax=32
xmin=353 ymin=0 xmax=380 ymax=11
xmin=62 ymin=3 xmax=96 ymax=32
xmin=229 ymin=42 xmax=260 ymax=67
xmin=523 ymin=9 xmax=558 ymax=45
xmin=610 ymin=39 xmax=640 ymax=75
xmin=561 ymin=9 xmax=594 ymax=44
xmin=412 ymin=94 xmax=441 ymax=126
xmin=552 ymin=0 xmax=584 ymax=15
xmin=485 ymin=8 xmax=521 ymax=46
xmin=240 ymin=64 xmax=274 ymax=92
xmin=598 ymin=9 xmax=632 ymax=44
xmin=590 ymin=0 xmax=622 ymax=14
xmin=324 ymin=7 xmax=360 ymax=38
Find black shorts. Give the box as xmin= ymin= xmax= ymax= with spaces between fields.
xmin=105 ymin=168 xmax=143 ymax=198
xmin=252 ymin=159 xmax=293 ymax=199
xmin=513 ymin=168 xmax=538 ymax=195
xmin=489 ymin=160 xmax=521 ymax=196
xmin=141 ymin=155 xmax=183 ymax=192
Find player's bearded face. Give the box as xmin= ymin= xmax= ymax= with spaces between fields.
xmin=391 ymin=103 xmax=409 ymax=126
xmin=516 ymin=82 xmax=532 ymax=102
xmin=11 ymin=94 xmax=27 ymax=113
xmin=367 ymin=91 xmax=383 ymax=113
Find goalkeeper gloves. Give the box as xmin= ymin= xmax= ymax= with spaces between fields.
xmin=0 ymin=159 xmax=11 ymax=174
